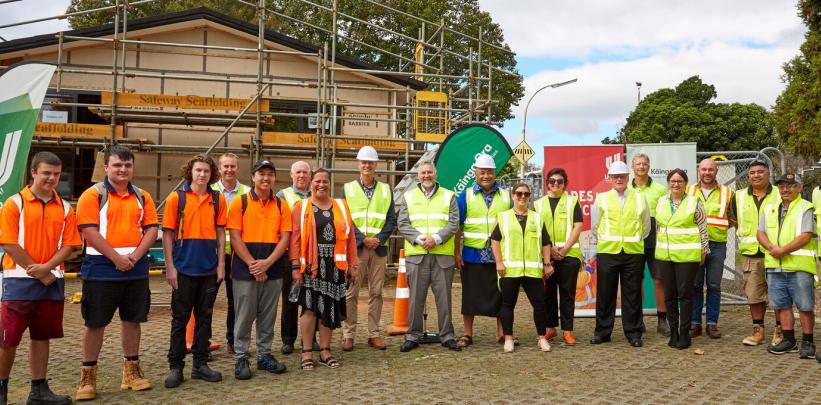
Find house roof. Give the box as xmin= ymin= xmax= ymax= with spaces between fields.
xmin=0 ymin=7 xmax=426 ymax=90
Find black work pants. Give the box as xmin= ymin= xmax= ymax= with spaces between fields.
xmin=280 ymin=263 xmax=300 ymax=346
xmin=545 ymin=257 xmax=581 ymax=331
xmin=594 ymin=252 xmax=644 ymax=339
xmin=499 ymin=276 xmax=548 ymax=336
xmin=220 ymin=254 xmax=235 ymax=345
xmin=168 ymin=273 xmax=218 ymax=369
xmin=658 ymin=260 xmax=698 ymax=343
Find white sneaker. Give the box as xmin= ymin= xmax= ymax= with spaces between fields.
xmin=538 ymin=338 xmax=552 ymax=352
xmin=503 ymin=339 xmax=515 ymax=353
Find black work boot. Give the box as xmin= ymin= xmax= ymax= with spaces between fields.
xmin=26 ymin=379 xmax=72 ymax=405
xmin=164 ymin=368 xmax=184 ymax=389
xmin=1 ymin=379 xmax=8 ymax=405
xmin=191 ymin=364 xmax=222 ymax=382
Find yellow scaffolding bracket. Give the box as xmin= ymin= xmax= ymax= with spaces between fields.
xmin=415 ymin=91 xmax=449 ymax=142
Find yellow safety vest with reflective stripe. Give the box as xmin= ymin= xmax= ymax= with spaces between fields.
xmin=687 ymin=184 xmax=732 ymax=242
xmin=279 ymin=187 xmax=306 ymax=210
xmin=813 ymin=187 xmax=821 ymax=255
xmin=763 ymin=199 xmax=817 ymax=274
xmin=463 ymin=187 xmax=510 ymax=249
xmin=497 ymin=209 xmax=543 ymax=279
xmin=629 ymin=179 xmax=667 ymax=217
xmin=596 ymin=189 xmax=645 ymax=255
xmin=534 ymin=193 xmax=582 ymax=261
xmin=735 ymin=186 xmax=780 ymax=255
xmin=212 ymin=182 xmax=249 ymax=254
xmin=654 ymin=194 xmax=701 ymax=263
xmin=344 ymin=180 xmax=392 ymax=245
xmin=404 ymin=186 xmax=455 ymax=256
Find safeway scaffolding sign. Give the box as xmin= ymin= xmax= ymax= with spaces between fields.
xmin=0 ymin=63 xmax=56 ymax=208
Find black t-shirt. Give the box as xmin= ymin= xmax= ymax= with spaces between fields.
xmin=547 ymin=197 xmax=583 ymax=223
xmin=490 ymin=213 xmax=552 ymax=246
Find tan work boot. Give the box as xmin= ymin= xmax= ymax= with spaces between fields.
xmin=121 ymin=359 xmax=152 ymax=391
xmin=742 ymin=324 xmax=765 ymax=346
xmin=771 ymin=325 xmax=783 ymax=347
xmin=76 ymin=365 xmax=97 ymax=401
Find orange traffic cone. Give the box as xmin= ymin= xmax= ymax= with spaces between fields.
xmin=185 ymin=311 xmax=220 ymax=353
xmin=387 ymin=249 xmax=409 ymax=336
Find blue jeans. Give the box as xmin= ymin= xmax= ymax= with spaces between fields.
xmin=767 ymin=271 xmax=816 ymax=312
xmin=692 ymin=241 xmax=725 ymax=325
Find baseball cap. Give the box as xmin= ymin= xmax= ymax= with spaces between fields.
xmin=252 ymin=160 xmax=276 ymax=174
xmin=774 ymin=173 xmax=802 ymax=185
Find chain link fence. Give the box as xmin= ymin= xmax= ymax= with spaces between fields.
xmin=698 ymin=148 xmax=786 ymax=304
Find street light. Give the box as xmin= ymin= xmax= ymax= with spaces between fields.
xmin=519 ymin=78 xmax=578 ymax=176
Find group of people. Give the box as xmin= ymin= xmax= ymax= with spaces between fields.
xmin=0 ymin=145 xmax=819 ymax=404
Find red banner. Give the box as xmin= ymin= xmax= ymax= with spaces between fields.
xmin=543 ymin=145 xmax=624 ymax=230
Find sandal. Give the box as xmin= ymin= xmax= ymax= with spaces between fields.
xmin=496 ymin=335 xmax=520 ymax=346
xmin=456 ymin=335 xmax=473 ymax=348
xmin=300 ymin=349 xmax=314 ymax=370
xmin=318 ymin=348 xmax=340 ymax=369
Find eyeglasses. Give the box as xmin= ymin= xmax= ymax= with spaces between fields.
xmin=777 ymin=183 xmax=800 ymax=189
xmin=513 ymin=191 xmax=531 ymax=198
xmin=547 ymin=178 xmax=565 ymax=185
xmin=668 ymin=180 xmax=685 ymax=184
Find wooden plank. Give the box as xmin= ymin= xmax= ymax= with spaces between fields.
xmin=101 ymin=92 xmax=270 ymax=112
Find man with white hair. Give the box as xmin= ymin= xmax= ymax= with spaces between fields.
xmin=590 ymin=160 xmax=651 ymax=347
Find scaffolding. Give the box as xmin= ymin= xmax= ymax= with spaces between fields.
xmin=0 ymin=0 xmax=520 ymax=195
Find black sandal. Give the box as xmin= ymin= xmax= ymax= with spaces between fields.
xmin=456 ymin=335 xmax=473 ymax=348
xmin=300 ymin=349 xmax=314 ymax=370
xmin=318 ymin=347 xmax=340 ymax=369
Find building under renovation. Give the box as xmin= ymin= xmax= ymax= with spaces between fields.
xmin=0 ymin=1 xmax=517 ymax=200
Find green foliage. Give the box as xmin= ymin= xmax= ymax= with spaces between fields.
xmin=615 ymin=76 xmax=777 ymax=151
xmin=66 ymin=0 xmax=523 ymax=125
xmin=772 ymin=0 xmax=821 ymax=158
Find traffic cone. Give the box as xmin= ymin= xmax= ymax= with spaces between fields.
xmin=186 ymin=311 xmax=220 ymax=353
xmin=387 ymin=249 xmax=409 ymax=336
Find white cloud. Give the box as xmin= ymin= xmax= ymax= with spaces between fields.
xmin=479 ymin=0 xmax=804 ymax=57
xmin=0 ymin=1 xmax=71 ymax=41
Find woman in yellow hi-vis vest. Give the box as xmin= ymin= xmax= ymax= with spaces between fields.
xmin=654 ymin=169 xmax=709 ymax=350
xmin=490 ymin=183 xmax=553 ymax=353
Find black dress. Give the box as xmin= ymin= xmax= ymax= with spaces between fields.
xmin=297 ymin=204 xmax=347 ymax=329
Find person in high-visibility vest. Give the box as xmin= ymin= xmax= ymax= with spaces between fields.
xmin=756 ymin=173 xmax=817 ymax=359
xmin=276 ymin=161 xmax=314 ymax=355
xmin=728 ymin=159 xmax=781 ymax=347
xmin=341 ymin=146 xmax=396 ymax=351
xmin=162 ymin=155 xmax=227 ymax=387
xmin=491 ymin=183 xmax=554 ymax=353
xmin=211 ymin=153 xmax=250 ymax=355
xmin=654 ymin=169 xmax=709 ymax=350
xmin=289 ymin=169 xmax=359 ymax=370
xmin=686 ymin=158 xmax=733 ymax=339
xmin=454 ymin=153 xmax=510 ymax=348
xmin=628 ymin=153 xmax=670 ymax=337
xmin=534 ymin=167 xmax=583 ymax=346
xmin=396 ymin=161 xmax=461 ymax=353
xmin=0 ymin=152 xmax=81 ymax=405
xmin=590 ymin=160 xmax=650 ymax=347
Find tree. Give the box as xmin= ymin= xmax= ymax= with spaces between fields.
xmin=614 ymin=76 xmax=777 ymax=151
xmin=772 ymin=0 xmax=821 ymax=158
xmin=66 ymin=0 xmax=524 ymax=126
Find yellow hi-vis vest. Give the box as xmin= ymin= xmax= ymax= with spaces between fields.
xmin=463 ymin=187 xmax=510 ymax=249
xmin=813 ymin=186 xmax=821 ymax=255
xmin=535 ymin=193 xmax=582 ymax=261
xmin=279 ymin=187 xmax=307 ymax=210
xmin=654 ymin=194 xmax=701 ymax=263
xmin=403 ymin=186 xmax=455 ymax=256
xmin=763 ymin=199 xmax=818 ymax=274
xmin=344 ymin=180 xmax=392 ymax=245
xmin=687 ymin=184 xmax=732 ymax=242
xmin=497 ymin=209 xmax=544 ymax=279
xmin=629 ymin=179 xmax=667 ymax=217
xmin=735 ymin=186 xmax=780 ymax=255
xmin=595 ymin=188 xmax=646 ymax=255
xmin=212 ymin=182 xmax=250 ymax=254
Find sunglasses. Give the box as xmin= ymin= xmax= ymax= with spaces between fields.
xmin=547 ymin=178 xmax=565 ymax=185
xmin=513 ymin=191 xmax=531 ymax=198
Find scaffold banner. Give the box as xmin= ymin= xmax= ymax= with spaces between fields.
xmin=434 ymin=124 xmax=513 ymax=195
xmin=0 ymin=62 xmax=56 ymax=209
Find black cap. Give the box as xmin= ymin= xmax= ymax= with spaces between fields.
xmin=251 ymin=160 xmax=276 ymax=174
xmin=774 ymin=173 xmax=802 ymax=185
xmin=748 ymin=159 xmax=769 ymax=170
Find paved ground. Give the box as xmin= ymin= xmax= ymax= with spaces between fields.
xmin=4 ymin=277 xmax=821 ymax=405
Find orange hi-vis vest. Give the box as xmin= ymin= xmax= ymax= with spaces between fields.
xmin=297 ymin=198 xmax=351 ymax=275
xmin=686 ymin=183 xmax=732 ymax=242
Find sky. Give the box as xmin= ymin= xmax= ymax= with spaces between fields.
xmin=0 ymin=1 xmax=808 ymax=165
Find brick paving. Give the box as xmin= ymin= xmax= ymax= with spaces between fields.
xmin=4 ymin=277 xmax=821 ymax=404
